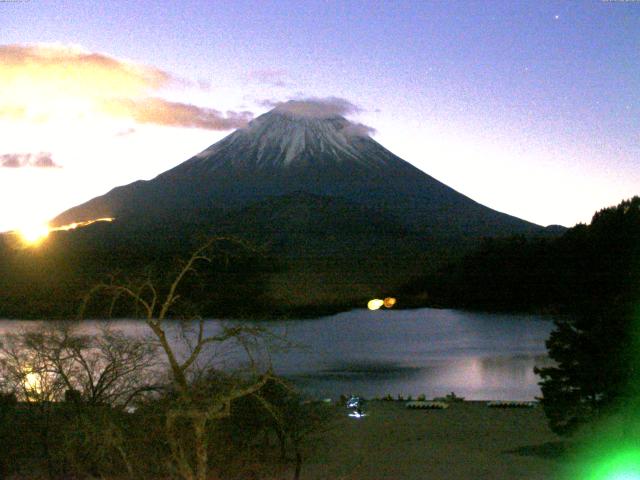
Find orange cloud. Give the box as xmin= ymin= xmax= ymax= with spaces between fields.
xmin=0 ymin=43 xmax=251 ymax=130
xmin=0 ymin=44 xmax=174 ymax=90
xmin=104 ymin=97 xmax=252 ymax=130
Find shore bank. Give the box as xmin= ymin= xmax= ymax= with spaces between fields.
xmin=301 ymin=400 xmax=566 ymax=480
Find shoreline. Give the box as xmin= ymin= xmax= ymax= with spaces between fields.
xmin=301 ymin=399 xmax=565 ymax=480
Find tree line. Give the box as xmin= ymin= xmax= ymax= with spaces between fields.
xmin=407 ymin=196 xmax=640 ymax=315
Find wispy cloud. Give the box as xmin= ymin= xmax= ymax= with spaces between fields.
xmin=266 ymin=96 xmax=361 ymax=118
xmin=0 ymin=152 xmax=60 ymax=168
xmin=0 ymin=43 xmax=176 ymax=84
xmin=104 ymin=98 xmax=252 ymax=130
xmin=262 ymin=96 xmax=376 ymax=135
xmin=0 ymin=43 xmax=174 ymax=103
xmin=0 ymin=43 xmax=251 ymax=130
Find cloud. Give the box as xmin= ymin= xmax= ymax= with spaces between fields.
xmin=104 ymin=98 xmax=253 ymax=130
xmin=0 ymin=43 xmax=247 ymax=130
xmin=0 ymin=152 xmax=60 ymax=168
xmin=0 ymin=155 xmax=21 ymax=168
xmin=261 ymin=96 xmax=376 ymax=136
xmin=0 ymin=44 xmax=175 ymax=101
xmin=31 ymin=153 xmax=60 ymax=168
xmin=268 ymin=96 xmax=363 ymax=118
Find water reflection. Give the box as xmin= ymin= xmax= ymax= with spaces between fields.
xmin=286 ymin=354 xmax=554 ymax=401
xmin=0 ymin=308 xmax=554 ymax=400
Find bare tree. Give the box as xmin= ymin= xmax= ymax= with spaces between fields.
xmin=0 ymin=322 xmax=160 ymax=478
xmin=0 ymin=322 xmax=159 ymax=408
xmin=0 ymin=328 xmax=67 ymax=404
xmin=82 ymin=237 xmax=280 ymax=480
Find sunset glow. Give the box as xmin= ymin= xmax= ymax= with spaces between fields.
xmin=0 ymin=44 xmax=172 ymax=125
xmin=1 ymin=2 xmax=638 ymax=233
xmin=16 ymin=222 xmax=50 ymax=245
xmin=12 ymin=217 xmax=114 ymax=247
xmin=0 ymin=43 xmax=244 ymax=232
xmin=53 ymin=217 xmax=115 ymax=231
xmin=23 ymin=371 xmax=42 ymax=394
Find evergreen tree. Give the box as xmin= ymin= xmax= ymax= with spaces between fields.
xmin=535 ymin=197 xmax=640 ymax=435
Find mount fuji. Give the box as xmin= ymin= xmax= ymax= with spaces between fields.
xmin=54 ymin=103 xmax=542 ymax=240
xmin=42 ymin=102 xmax=556 ymax=316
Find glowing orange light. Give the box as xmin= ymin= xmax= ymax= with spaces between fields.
xmin=53 ymin=217 xmax=114 ymax=231
xmin=12 ymin=217 xmax=114 ymax=247
xmin=368 ymin=299 xmax=384 ymax=310
xmin=24 ymin=370 xmax=42 ymax=394
xmin=383 ymin=297 xmax=397 ymax=308
xmin=16 ymin=223 xmax=50 ymax=245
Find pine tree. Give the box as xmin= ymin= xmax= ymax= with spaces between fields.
xmin=535 ymin=197 xmax=640 ymax=435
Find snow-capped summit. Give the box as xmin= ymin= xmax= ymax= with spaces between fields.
xmin=176 ymin=109 xmax=388 ymax=174
xmin=53 ymin=104 xmax=543 ymax=243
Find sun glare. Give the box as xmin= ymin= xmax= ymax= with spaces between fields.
xmin=55 ymin=217 xmax=114 ymax=231
xmin=10 ymin=217 xmax=115 ymax=248
xmin=17 ymin=223 xmax=50 ymax=245
xmin=24 ymin=371 xmax=42 ymax=393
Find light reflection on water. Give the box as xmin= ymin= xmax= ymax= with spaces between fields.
xmin=0 ymin=308 xmax=554 ymax=400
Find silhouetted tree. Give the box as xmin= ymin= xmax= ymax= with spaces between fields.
xmin=0 ymin=323 xmax=160 ymax=478
xmin=222 ymin=378 xmax=333 ymax=479
xmin=83 ymin=237 xmax=283 ymax=480
xmin=535 ymin=197 xmax=640 ymax=435
xmin=0 ymin=322 xmax=159 ymax=407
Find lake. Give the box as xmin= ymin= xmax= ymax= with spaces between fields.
xmin=0 ymin=308 xmax=555 ymax=401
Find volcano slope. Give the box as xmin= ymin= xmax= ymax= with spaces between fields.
xmin=12 ymin=104 xmax=554 ymax=318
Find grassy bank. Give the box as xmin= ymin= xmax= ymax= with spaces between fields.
xmin=300 ymin=400 xmax=567 ymax=480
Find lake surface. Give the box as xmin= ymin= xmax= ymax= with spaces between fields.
xmin=0 ymin=308 xmax=555 ymax=401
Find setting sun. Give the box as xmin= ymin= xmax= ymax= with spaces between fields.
xmin=23 ymin=371 xmax=43 ymax=394
xmin=10 ymin=217 xmax=115 ymax=247
xmin=16 ymin=222 xmax=50 ymax=245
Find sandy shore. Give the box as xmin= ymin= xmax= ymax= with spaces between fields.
xmin=299 ymin=400 xmax=565 ymax=480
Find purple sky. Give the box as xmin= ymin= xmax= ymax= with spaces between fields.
xmin=1 ymin=0 xmax=638 ymax=230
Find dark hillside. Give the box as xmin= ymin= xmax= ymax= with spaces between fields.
xmin=404 ymin=197 xmax=640 ymax=313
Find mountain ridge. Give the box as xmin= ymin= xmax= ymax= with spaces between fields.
xmin=53 ymin=108 xmax=546 ymax=245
